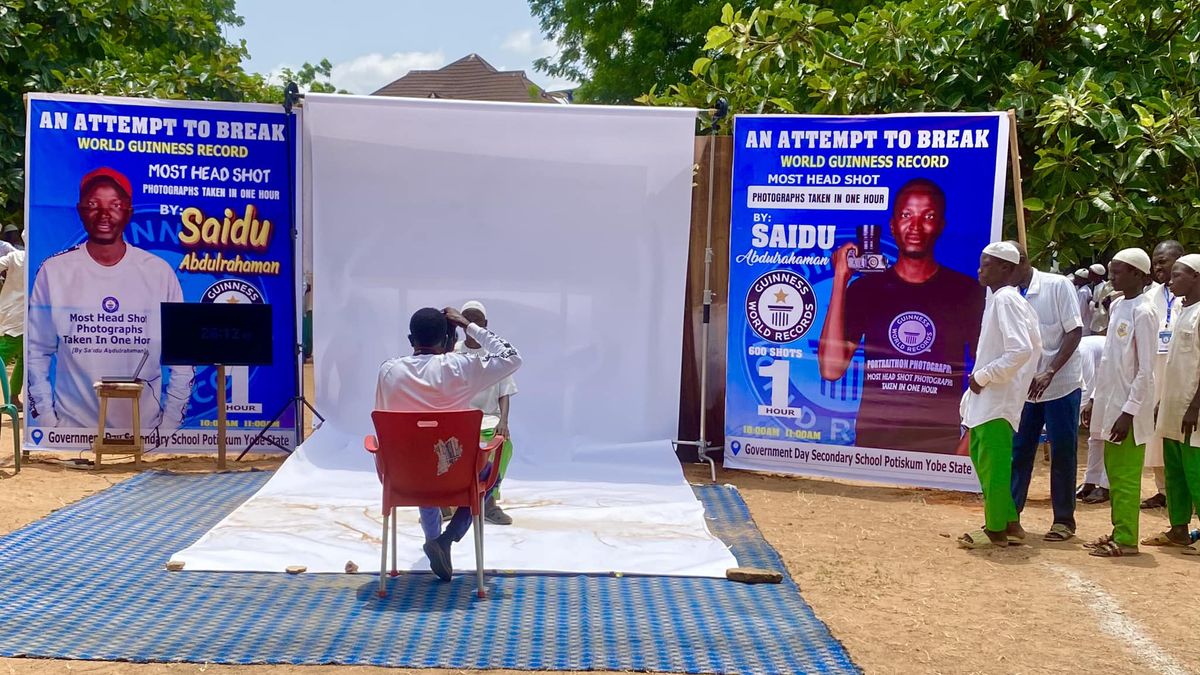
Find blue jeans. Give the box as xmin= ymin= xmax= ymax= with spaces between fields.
xmin=418 ymin=463 xmax=494 ymax=543
xmin=1011 ymin=388 xmax=1080 ymax=530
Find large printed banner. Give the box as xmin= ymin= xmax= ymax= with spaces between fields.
xmin=24 ymin=94 xmax=298 ymax=452
xmin=724 ymin=113 xmax=1008 ymax=490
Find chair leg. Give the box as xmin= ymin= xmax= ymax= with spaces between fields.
xmin=378 ymin=508 xmax=389 ymax=598
xmin=474 ymin=494 xmax=486 ymax=598
xmin=389 ymin=506 xmax=398 ymax=577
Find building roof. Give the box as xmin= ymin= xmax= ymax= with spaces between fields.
xmin=372 ymin=53 xmax=565 ymax=104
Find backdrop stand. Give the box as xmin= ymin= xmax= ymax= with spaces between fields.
xmin=238 ymin=82 xmax=324 ymax=460
xmin=674 ymin=98 xmax=728 ymax=483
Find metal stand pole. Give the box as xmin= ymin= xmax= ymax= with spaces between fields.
xmin=237 ymin=82 xmax=325 ymax=460
xmin=674 ymin=99 xmax=728 ymax=483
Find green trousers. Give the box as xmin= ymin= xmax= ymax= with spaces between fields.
xmin=1163 ymin=438 xmax=1200 ymax=528
xmin=0 ymin=334 xmax=22 ymax=402
xmin=480 ymin=428 xmax=514 ymax=500
xmin=1104 ymin=435 xmax=1146 ymax=547
xmin=969 ymin=419 xmax=1018 ymax=533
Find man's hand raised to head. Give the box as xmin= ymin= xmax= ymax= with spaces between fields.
xmin=443 ymin=307 xmax=470 ymax=328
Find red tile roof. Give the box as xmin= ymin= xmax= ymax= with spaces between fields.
xmin=372 ymin=54 xmax=563 ymax=103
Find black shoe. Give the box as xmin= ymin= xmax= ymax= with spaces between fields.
xmin=1140 ymin=493 xmax=1167 ymax=509
xmin=1083 ymin=487 xmax=1110 ymax=504
xmin=1076 ymin=483 xmax=1096 ymax=500
xmin=484 ymin=496 xmax=512 ymax=525
xmin=423 ymin=536 xmax=453 ymax=581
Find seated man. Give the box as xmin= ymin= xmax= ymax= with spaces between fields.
xmin=375 ymin=307 xmax=522 ymax=581
xmin=455 ymin=301 xmax=518 ymax=525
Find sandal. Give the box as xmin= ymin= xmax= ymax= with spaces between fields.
xmin=1140 ymin=531 xmax=1190 ymax=547
xmin=1181 ymin=545 xmax=1200 ymax=556
xmin=1083 ymin=534 xmax=1114 ymax=550
xmin=1044 ymin=523 xmax=1075 ymax=542
xmin=957 ymin=529 xmax=1002 ymax=549
xmin=1088 ymin=540 xmax=1139 ymax=557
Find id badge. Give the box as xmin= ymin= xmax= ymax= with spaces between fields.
xmin=1159 ymin=330 xmax=1172 ymax=354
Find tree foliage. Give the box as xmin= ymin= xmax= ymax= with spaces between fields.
xmin=0 ymin=0 xmax=336 ymax=225
xmin=642 ymin=0 xmax=1200 ymax=265
xmin=529 ymin=0 xmax=876 ymax=104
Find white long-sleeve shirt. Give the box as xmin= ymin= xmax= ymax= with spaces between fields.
xmin=1157 ymin=302 xmax=1200 ymax=442
xmin=27 ymin=245 xmax=194 ymax=431
xmin=961 ymin=286 xmax=1042 ymax=429
xmin=1090 ymin=294 xmax=1158 ymax=445
xmin=0 ymin=250 xmax=26 ymax=337
xmin=376 ymin=323 xmax=522 ymax=412
xmin=1145 ymin=281 xmax=1182 ymax=403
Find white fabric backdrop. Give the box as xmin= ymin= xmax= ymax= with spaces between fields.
xmin=174 ymin=94 xmax=737 ymax=576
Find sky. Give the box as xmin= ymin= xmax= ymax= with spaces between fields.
xmin=225 ymin=0 xmax=577 ymax=95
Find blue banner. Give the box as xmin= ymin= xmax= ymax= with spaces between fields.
xmin=24 ymin=94 xmax=298 ymax=452
xmin=724 ymin=113 xmax=1008 ymax=490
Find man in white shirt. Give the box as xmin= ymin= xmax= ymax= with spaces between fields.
xmin=454 ymin=301 xmax=517 ymax=525
xmin=1081 ymin=249 xmax=1157 ymax=557
xmin=1007 ymin=242 xmax=1083 ymax=542
xmin=958 ymin=242 xmax=1041 ymax=549
xmin=1089 ymin=263 xmax=1112 ymax=335
xmin=1141 ymin=254 xmax=1200 ymax=553
xmin=1073 ymin=269 xmax=1093 ymax=336
xmin=0 ymin=229 xmax=26 ymax=409
xmin=1075 ymin=335 xmax=1109 ymax=503
xmin=375 ymin=307 xmax=522 ymax=581
xmin=27 ymin=167 xmax=193 ymax=436
xmin=1139 ymin=240 xmax=1185 ymax=510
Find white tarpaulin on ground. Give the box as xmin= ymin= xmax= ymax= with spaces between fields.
xmin=174 ymin=94 xmax=737 ymax=577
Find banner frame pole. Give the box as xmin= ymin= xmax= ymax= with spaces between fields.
xmin=1007 ymin=109 xmax=1027 ymax=249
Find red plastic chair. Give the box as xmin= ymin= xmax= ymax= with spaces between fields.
xmin=364 ymin=409 xmax=504 ymax=598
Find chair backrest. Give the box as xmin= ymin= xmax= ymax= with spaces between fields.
xmin=370 ymin=409 xmax=485 ymax=509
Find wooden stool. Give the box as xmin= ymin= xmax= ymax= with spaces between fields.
xmin=91 ymin=382 xmax=145 ymax=469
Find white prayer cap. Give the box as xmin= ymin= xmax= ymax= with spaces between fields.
xmin=461 ymin=300 xmax=487 ymax=316
xmin=982 ymin=241 xmax=1021 ymax=265
xmin=1089 ymin=263 xmax=1106 ymax=276
xmin=1111 ymin=248 xmax=1151 ymax=275
xmin=1073 ymin=268 xmax=1089 ymax=279
xmin=1177 ymin=254 xmax=1200 ymax=275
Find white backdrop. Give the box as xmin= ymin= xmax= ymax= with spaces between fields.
xmin=174 ymin=95 xmax=738 ymax=576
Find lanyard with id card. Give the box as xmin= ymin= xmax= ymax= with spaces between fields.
xmin=1160 ymin=286 xmax=1175 ymax=354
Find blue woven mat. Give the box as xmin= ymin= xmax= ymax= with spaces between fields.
xmin=0 ymin=471 xmax=857 ymax=674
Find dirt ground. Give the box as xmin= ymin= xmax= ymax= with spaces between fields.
xmin=2 ymin=396 xmax=1199 ymax=673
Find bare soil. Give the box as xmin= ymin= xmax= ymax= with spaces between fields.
xmin=2 ymin=415 xmax=1196 ymax=674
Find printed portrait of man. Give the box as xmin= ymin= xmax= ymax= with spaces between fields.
xmin=27 ymin=166 xmax=194 ymax=435
xmin=818 ymin=178 xmax=986 ymax=454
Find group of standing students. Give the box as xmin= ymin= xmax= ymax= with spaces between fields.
xmin=957 ymin=239 xmax=1200 ymax=557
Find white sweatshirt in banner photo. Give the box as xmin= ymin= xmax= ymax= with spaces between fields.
xmin=27 ymin=245 xmax=195 ymax=432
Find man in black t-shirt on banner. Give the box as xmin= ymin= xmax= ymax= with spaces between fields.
xmin=819 ymin=178 xmax=986 ymax=454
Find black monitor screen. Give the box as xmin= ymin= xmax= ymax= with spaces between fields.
xmin=160 ymin=302 xmax=274 ymax=366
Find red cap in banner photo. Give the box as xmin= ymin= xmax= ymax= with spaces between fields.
xmin=79 ymin=166 xmax=133 ymax=200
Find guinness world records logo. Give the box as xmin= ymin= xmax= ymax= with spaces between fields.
xmin=746 ymin=269 xmax=816 ymax=343
xmin=202 ymin=279 xmax=264 ymax=305
xmin=888 ymin=311 xmax=936 ymax=354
